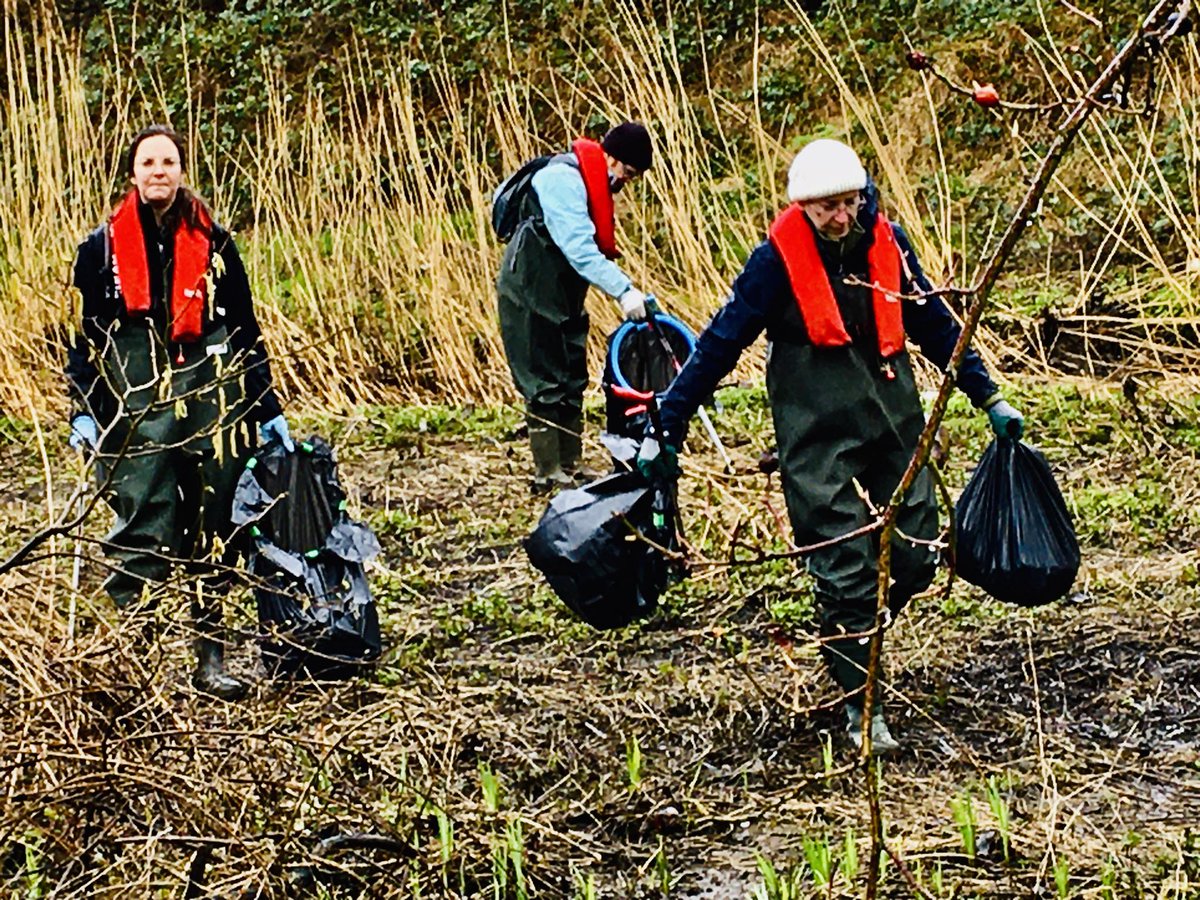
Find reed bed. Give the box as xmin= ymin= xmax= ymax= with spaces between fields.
xmin=3 ymin=5 xmax=1200 ymax=895
xmin=3 ymin=5 xmax=1199 ymax=425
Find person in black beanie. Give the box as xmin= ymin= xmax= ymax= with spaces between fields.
xmin=600 ymin=122 xmax=653 ymax=173
xmin=496 ymin=121 xmax=658 ymax=492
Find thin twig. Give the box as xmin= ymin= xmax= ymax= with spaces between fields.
xmin=863 ymin=5 xmax=1188 ymax=898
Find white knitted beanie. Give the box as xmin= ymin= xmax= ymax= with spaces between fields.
xmin=786 ymin=139 xmax=868 ymax=203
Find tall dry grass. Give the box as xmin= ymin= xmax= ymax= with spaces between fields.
xmin=3 ymin=7 xmax=1200 ymax=894
xmin=2 ymin=3 xmax=1199 ymax=423
xmin=0 ymin=5 xmax=771 ymax=420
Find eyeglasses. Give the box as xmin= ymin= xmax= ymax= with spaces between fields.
xmin=812 ymin=195 xmax=863 ymax=214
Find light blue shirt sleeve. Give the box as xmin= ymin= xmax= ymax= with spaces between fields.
xmin=531 ymin=163 xmax=633 ymax=300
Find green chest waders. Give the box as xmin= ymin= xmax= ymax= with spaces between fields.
xmin=496 ymin=210 xmax=592 ymax=483
xmin=95 ymin=322 xmax=253 ymax=606
xmin=766 ymin=340 xmax=939 ymax=700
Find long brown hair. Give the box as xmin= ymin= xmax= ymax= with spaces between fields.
xmin=125 ymin=124 xmax=213 ymax=233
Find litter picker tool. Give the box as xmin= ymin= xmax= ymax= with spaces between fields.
xmin=643 ymin=298 xmax=734 ymax=473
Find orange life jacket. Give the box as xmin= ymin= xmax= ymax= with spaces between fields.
xmin=571 ymin=138 xmax=620 ymax=260
xmin=109 ymin=190 xmax=212 ymax=343
xmin=767 ymin=203 xmax=905 ymax=358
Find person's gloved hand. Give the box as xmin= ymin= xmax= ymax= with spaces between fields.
xmin=986 ymin=399 xmax=1025 ymax=439
xmin=619 ymin=287 xmax=648 ymax=322
xmin=68 ymin=415 xmax=98 ymax=453
xmin=636 ymin=435 xmax=680 ymax=480
xmin=259 ymin=414 xmax=295 ymax=452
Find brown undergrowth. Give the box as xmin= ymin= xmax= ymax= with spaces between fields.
xmin=1 ymin=376 xmax=1198 ymax=897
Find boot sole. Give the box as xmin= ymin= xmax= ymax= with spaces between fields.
xmin=191 ymin=673 xmax=250 ymax=702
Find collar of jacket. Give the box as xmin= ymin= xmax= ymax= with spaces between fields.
xmin=815 ymin=215 xmax=867 ymax=255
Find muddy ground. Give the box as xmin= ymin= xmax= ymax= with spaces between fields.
xmin=1 ymin=378 xmax=1199 ymax=898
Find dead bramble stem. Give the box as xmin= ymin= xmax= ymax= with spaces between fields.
xmin=862 ymin=4 xmax=1192 ymax=899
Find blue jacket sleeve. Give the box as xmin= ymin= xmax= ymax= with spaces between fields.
xmin=894 ymin=224 xmax=999 ymax=409
xmin=531 ymin=164 xmax=633 ymax=299
xmin=657 ymin=241 xmax=787 ymax=443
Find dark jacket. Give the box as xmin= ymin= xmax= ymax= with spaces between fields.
xmin=657 ymin=185 xmax=998 ymax=443
xmin=65 ymin=197 xmax=282 ymax=427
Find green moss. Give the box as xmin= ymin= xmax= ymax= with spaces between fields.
xmin=1070 ymin=475 xmax=1197 ymax=550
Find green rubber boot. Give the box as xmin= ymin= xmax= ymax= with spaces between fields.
xmin=529 ymin=424 xmax=572 ymax=495
xmin=559 ymin=414 xmax=603 ymax=483
xmin=845 ymin=703 xmax=900 ymax=756
xmin=190 ymin=612 xmax=248 ymax=701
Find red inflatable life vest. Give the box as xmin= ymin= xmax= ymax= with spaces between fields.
xmin=571 ymin=138 xmax=620 ymax=260
xmin=768 ymin=203 xmax=905 ymax=358
xmin=110 ymin=190 xmax=212 ymax=343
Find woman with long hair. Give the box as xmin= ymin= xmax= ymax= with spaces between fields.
xmin=65 ymin=124 xmax=293 ymax=699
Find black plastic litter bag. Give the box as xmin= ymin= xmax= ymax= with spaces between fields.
xmin=232 ymin=437 xmax=383 ymax=677
xmin=955 ymin=437 xmax=1080 ymax=607
xmin=524 ymin=472 xmax=679 ymax=629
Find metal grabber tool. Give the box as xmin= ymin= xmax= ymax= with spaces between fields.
xmin=643 ymin=296 xmax=734 ymax=473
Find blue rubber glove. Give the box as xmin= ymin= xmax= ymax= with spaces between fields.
xmin=636 ymin=435 xmax=680 ymax=480
xmin=259 ymin=414 xmax=295 ymax=452
xmin=68 ymin=415 xmax=98 ymax=453
xmin=986 ymin=399 xmax=1025 ymax=439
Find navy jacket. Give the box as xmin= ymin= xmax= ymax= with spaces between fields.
xmin=657 ymin=188 xmax=998 ymax=444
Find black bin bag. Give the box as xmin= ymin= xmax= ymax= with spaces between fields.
xmin=232 ymin=437 xmax=383 ymax=677
xmin=954 ymin=437 xmax=1080 ymax=607
xmin=524 ymin=472 xmax=680 ymax=629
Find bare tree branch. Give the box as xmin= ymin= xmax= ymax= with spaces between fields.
xmin=862 ymin=5 xmax=1191 ymax=898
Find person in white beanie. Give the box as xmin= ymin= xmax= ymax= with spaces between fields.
xmin=637 ymin=137 xmax=1024 ymax=754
